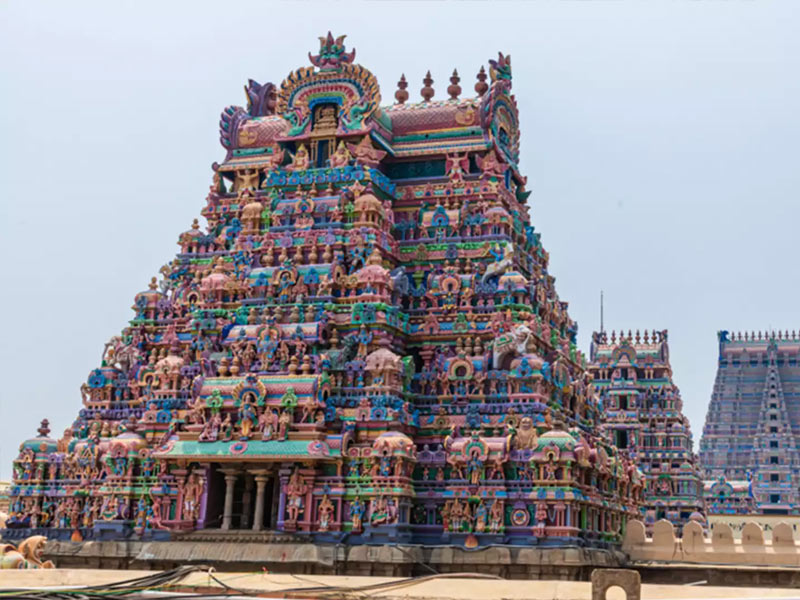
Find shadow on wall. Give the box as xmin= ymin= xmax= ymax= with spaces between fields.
xmin=623 ymin=519 xmax=800 ymax=567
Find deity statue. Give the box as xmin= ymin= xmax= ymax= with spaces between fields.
xmin=512 ymin=416 xmax=538 ymax=450
xmin=199 ymin=411 xmax=222 ymax=442
xmin=370 ymin=496 xmax=389 ymax=526
xmin=234 ymin=168 xmax=260 ymax=191
xmin=354 ymin=326 xmax=373 ymax=358
xmin=288 ymin=145 xmax=310 ymax=171
xmin=475 ymin=149 xmax=507 ymax=179
xmin=488 ymin=500 xmax=504 ymax=534
xmin=317 ymin=495 xmax=334 ymax=532
xmin=181 ymin=472 xmax=203 ymax=522
xmin=450 ymin=498 xmax=463 ymax=532
xmin=328 ymin=140 xmax=351 ymax=168
xmin=475 ymin=501 xmax=488 ymax=533
xmin=534 ymin=501 xmax=548 ymax=534
xmin=101 ymin=492 xmax=119 ymax=521
xmin=445 ymin=152 xmax=469 ymax=182
xmin=259 ymin=409 xmax=279 ymax=440
xmin=265 ymin=143 xmax=285 ymax=171
xmin=238 ymin=398 xmax=257 ymax=440
xmin=220 ymin=413 xmax=233 ymax=441
xmin=134 ymin=496 xmax=154 ymax=534
xmin=285 ymin=469 xmax=307 ymax=523
xmin=278 ymin=409 xmax=292 ymax=441
xmin=350 ymin=496 xmax=365 ymax=533
xmin=467 ymin=453 xmax=483 ymax=486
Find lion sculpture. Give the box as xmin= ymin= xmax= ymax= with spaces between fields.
xmin=492 ymin=324 xmax=533 ymax=369
xmin=0 ymin=535 xmax=54 ymax=569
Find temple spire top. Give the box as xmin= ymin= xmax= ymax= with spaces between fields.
xmin=37 ymin=419 xmax=50 ymax=438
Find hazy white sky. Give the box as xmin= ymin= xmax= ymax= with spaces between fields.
xmin=1 ymin=1 xmax=798 ymax=479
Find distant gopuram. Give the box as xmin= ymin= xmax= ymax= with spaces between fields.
xmin=588 ymin=329 xmax=704 ymax=529
xmin=700 ymin=330 xmax=800 ymax=515
xmin=6 ymin=34 xmax=642 ymax=547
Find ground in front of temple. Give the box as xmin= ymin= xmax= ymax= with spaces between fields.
xmin=2 ymin=569 xmax=800 ymax=600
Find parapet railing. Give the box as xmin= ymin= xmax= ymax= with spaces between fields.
xmin=623 ymin=518 xmax=800 ymax=567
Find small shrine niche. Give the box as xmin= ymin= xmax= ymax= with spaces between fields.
xmin=310 ymin=103 xmax=339 ymax=168
xmin=312 ymin=103 xmax=338 ymax=133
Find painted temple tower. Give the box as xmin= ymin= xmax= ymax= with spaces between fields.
xmin=702 ymin=476 xmax=756 ymax=515
xmin=700 ymin=330 xmax=800 ymax=515
xmin=588 ymin=330 xmax=704 ymax=529
xmin=6 ymin=34 xmax=643 ymax=547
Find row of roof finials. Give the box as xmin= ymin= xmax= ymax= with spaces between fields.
xmin=595 ymin=330 xmax=799 ymax=344
xmin=2 ymin=34 xmax=797 ymax=552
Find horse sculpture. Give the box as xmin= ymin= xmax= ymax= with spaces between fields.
xmin=389 ymin=266 xmax=409 ymax=296
xmin=481 ymin=246 xmax=514 ymax=285
xmin=103 ymin=336 xmax=139 ymax=374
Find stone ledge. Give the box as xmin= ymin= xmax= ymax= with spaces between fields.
xmin=42 ymin=539 xmax=623 ymax=578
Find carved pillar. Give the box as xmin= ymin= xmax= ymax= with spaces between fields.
xmin=252 ymin=472 xmax=269 ymax=531
xmin=196 ymin=464 xmax=210 ymax=529
xmin=241 ymin=475 xmax=253 ymax=530
xmin=276 ymin=469 xmax=290 ymax=530
xmin=221 ymin=470 xmax=238 ymax=530
xmin=172 ymin=468 xmax=188 ymax=521
xmin=270 ymin=481 xmax=280 ymax=529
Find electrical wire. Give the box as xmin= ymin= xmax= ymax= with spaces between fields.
xmin=0 ymin=567 xmax=504 ymax=600
xmin=0 ymin=565 xmax=207 ymax=599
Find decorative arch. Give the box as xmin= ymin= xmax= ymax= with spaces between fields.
xmin=277 ymin=63 xmax=381 ymax=137
xmin=611 ymin=342 xmax=637 ymax=367
xmin=448 ymin=358 xmax=474 ymax=380
xmin=480 ymin=85 xmax=520 ymax=169
xmin=232 ymin=376 xmax=267 ymax=406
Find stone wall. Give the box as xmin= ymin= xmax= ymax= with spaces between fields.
xmin=42 ymin=539 xmax=623 ymax=578
xmin=623 ymin=518 xmax=800 ymax=567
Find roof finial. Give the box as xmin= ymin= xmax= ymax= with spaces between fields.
xmin=38 ymin=418 xmax=50 ymax=438
xmin=421 ymin=71 xmax=435 ymax=102
xmin=475 ymin=66 xmax=488 ymax=97
xmin=395 ymin=74 xmax=409 ymax=104
xmin=309 ymin=32 xmax=355 ymax=71
xmin=447 ymin=69 xmax=461 ymax=100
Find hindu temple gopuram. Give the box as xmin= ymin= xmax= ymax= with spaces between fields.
xmin=5 ymin=34 xmax=643 ymax=548
xmin=700 ymin=330 xmax=800 ymax=515
xmin=588 ymin=330 xmax=704 ymax=529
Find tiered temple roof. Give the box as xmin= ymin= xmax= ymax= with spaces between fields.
xmin=6 ymin=34 xmax=642 ymax=547
xmin=700 ymin=330 xmax=800 ymax=514
xmin=589 ymin=329 xmax=705 ymax=529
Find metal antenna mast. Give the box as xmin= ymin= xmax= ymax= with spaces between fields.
xmin=600 ymin=290 xmax=604 ymax=334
